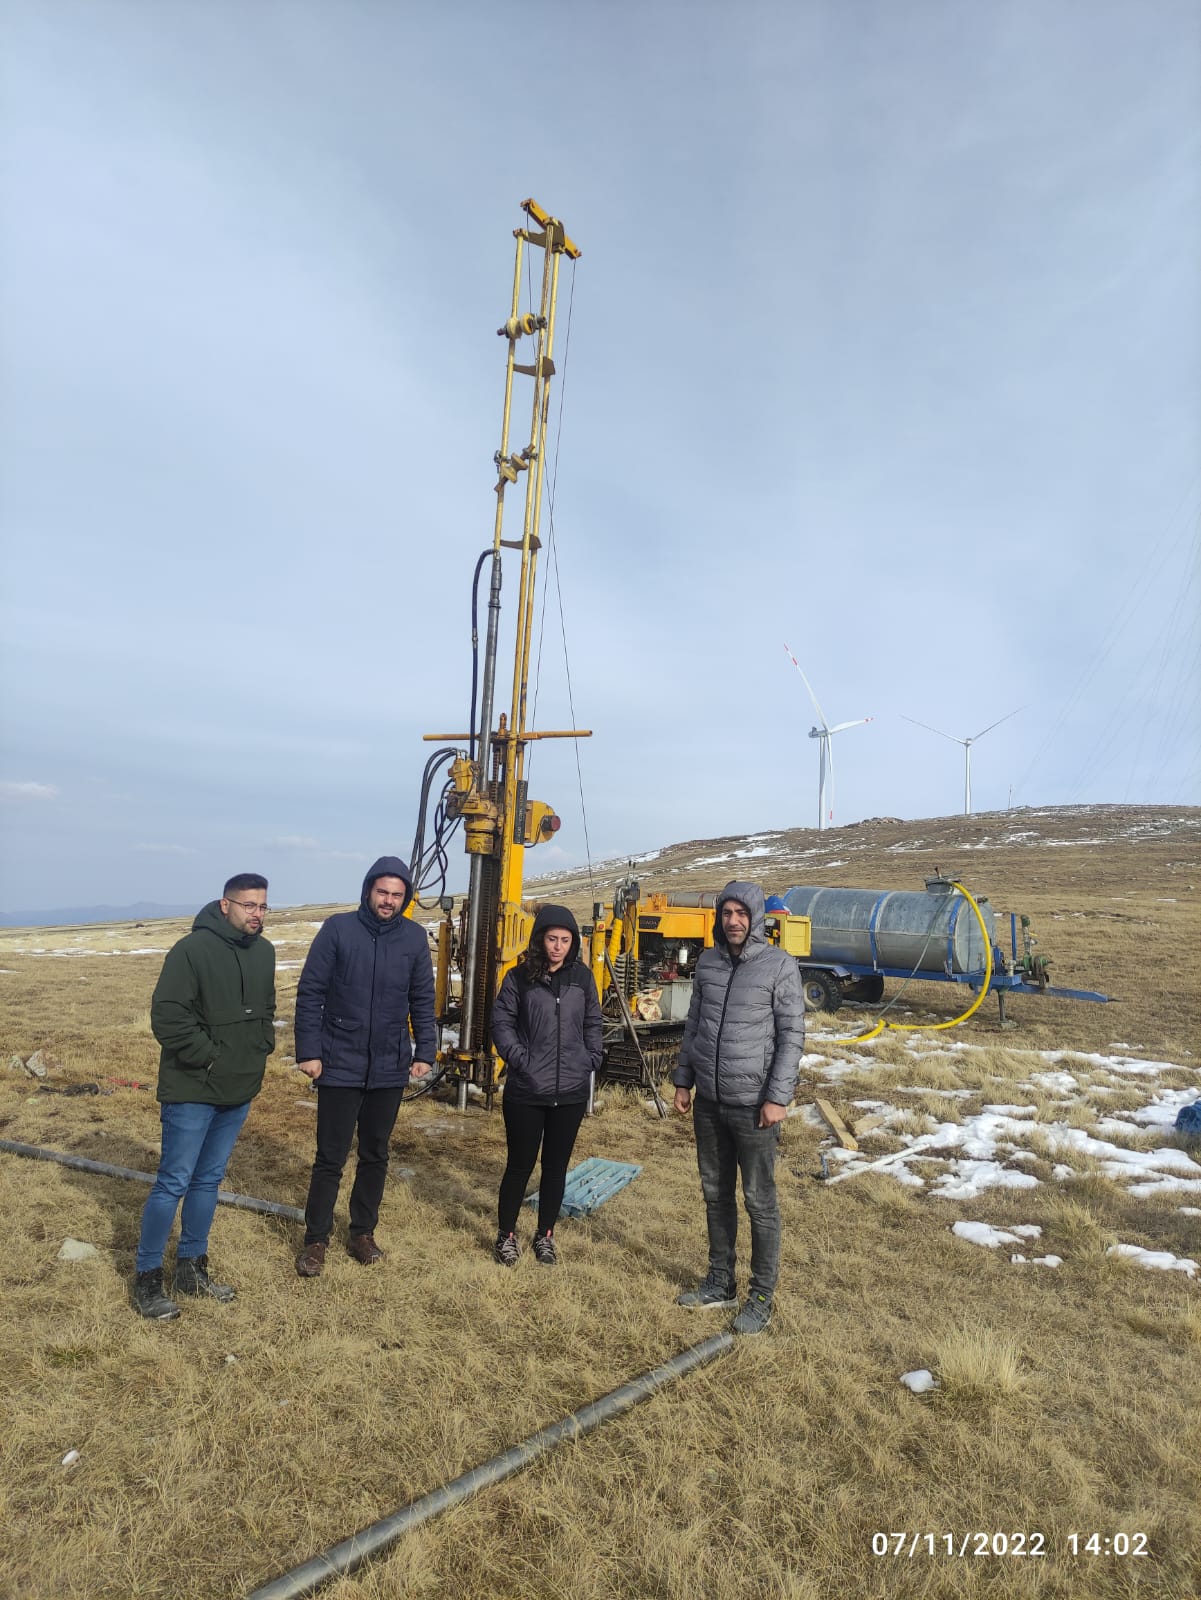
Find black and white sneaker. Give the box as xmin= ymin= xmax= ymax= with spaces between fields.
xmin=676 ymin=1273 xmax=737 ymax=1310
xmin=533 ymin=1230 xmax=558 ymax=1266
xmin=493 ymin=1231 xmax=521 ymax=1267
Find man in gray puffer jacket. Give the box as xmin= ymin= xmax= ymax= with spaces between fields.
xmin=672 ymin=880 xmax=805 ymax=1334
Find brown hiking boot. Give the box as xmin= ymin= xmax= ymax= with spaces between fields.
xmin=295 ymin=1241 xmax=327 ymax=1278
xmin=348 ymin=1233 xmax=384 ymax=1265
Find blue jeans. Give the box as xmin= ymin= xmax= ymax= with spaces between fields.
xmin=692 ymin=1096 xmax=782 ymax=1298
xmin=135 ymin=1101 xmax=252 ymax=1272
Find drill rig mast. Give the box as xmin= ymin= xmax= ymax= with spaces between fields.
xmin=416 ymin=200 xmax=587 ymax=1110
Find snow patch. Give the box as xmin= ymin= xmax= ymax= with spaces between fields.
xmin=952 ymin=1221 xmax=1042 ymax=1249
xmin=1107 ymin=1244 xmax=1198 ymax=1277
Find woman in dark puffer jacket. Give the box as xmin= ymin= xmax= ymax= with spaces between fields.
xmin=490 ymin=904 xmax=603 ymax=1266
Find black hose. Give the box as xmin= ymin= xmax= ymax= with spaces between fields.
xmin=0 ymin=1138 xmax=305 ymax=1222
xmin=413 ymin=548 xmax=491 ymax=888
xmin=414 ymin=779 xmax=464 ymax=907
xmin=409 ymin=746 xmax=458 ymax=892
xmin=246 ymin=1330 xmax=734 ymax=1599
xmin=400 ymin=1063 xmax=452 ymax=1101
xmin=468 ymin=548 xmax=491 ymax=763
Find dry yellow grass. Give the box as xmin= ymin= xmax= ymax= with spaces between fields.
xmin=934 ymin=1321 xmax=1026 ymax=1404
xmin=1 ymin=805 xmax=1199 ymax=1599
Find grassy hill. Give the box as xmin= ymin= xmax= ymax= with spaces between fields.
xmin=0 ymin=804 xmax=1198 ymax=1598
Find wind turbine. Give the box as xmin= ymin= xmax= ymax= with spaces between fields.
xmin=902 ymin=707 xmax=1023 ymax=816
xmin=783 ymin=644 xmax=873 ymax=830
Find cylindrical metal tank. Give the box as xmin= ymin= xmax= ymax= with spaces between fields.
xmin=780 ymin=878 xmax=995 ymax=975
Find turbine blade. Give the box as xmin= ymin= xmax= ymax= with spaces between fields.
xmin=828 ymin=716 xmax=874 ymax=734
xmin=902 ymin=713 xmax=965 ymax=745
xmin=970 ymin=705 xmax=1025 ymax=742
xmin=783 ymin=642 xmax=828 ymax=728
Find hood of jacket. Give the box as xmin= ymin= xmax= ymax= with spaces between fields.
xmin=529 ymin=903 xmax=582 ymax=968
xmin=358 ymin=855 xmax=415 ymax=933
xmin=712 ymin=880 xmax=768 ymax=958
xmin=192 ymin=899 xmax=263 ymax=950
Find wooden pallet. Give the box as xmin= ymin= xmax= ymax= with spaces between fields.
xmin=526 ymin=1156 xmax=642 ymax=1218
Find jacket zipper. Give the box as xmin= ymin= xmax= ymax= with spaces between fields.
xmin=554 ymin=987 xmax=563 ymax=1104
xmin=212 ymin=943 xmax=246 ymax=1081
xmin=367 ymin=935 xmax=379 ymax=1086
xmin=712 ymin=956 xmax=740 ymax=1104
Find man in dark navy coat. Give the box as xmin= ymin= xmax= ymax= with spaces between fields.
xmin=293 ymin=856 xmax=436 ymax=1275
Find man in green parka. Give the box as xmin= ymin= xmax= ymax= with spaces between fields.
xmin=132 ymin=873 xmax=276 ymax=1319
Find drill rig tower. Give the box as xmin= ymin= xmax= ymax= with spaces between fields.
xmin=416 ymin=200 xmax=587 ymax=1110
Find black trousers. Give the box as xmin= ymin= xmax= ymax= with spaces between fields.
xmin=498 ymin=1098 xmax=588 ymax=1236
xmin=303 ymin=1084 xmax=404 ymax=1245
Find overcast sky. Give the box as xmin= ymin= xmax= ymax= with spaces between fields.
xmin=2 ymin=0 xmax=1198 ymax=914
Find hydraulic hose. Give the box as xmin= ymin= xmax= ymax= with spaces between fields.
xmin=399 ymin=1062 xmax=453 ymax=1101
xmin=468 ymin=547 xmax=492 ymax=763
xmin=245 ymin=1331 xmax=734 ymax=1600
xmin=826 ymin=881 xmax=994 ymax=1045
xmin=409 ymin=747 xmax=458 ymax=900
xmin=0 ymin=1139 xmax=305 ymax=1222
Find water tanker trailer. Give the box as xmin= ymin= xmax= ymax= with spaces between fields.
xmin=590 ymin=873 xmax=1110 ymax=1083
xmin=779 ymin=875 xmax=1109 ymax=1020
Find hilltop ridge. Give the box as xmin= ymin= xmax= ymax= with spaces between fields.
xmin=528 ymin=802 xmax=1201 ymax=903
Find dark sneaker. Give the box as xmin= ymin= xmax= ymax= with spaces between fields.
xmin=676 ymin=1273 xmax=737 ymax=1310
xmin=348 ymin=1233 xmax=385 ymax=1265
xmin=295 ymin=1241 xmax=327 ymax=1278
xmin=533 ymin=1230 xmax=558 ymax=1266
xmin=133 ymin=1268 xmax=181 ymax=1321
xmin=732 ymin=1292 xmax=773 ymax=1335
xmin=174 ymin=1254 xmax=236 ymax=1302
xmin=493 ymin=1231 xmax=521 ymax=1267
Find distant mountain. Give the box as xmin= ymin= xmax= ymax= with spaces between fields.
xmin=0 ymin=902 xmax=198 ymax=929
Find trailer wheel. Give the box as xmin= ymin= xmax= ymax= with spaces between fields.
xmin=801 ymin=970 xmax=843 ymax=1013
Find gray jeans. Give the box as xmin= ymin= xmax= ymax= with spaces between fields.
xmin=692 ymin=1095 xmax=782 ymax=1298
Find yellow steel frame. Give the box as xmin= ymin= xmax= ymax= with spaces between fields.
xmin=424 ymin=200 xmax=587 ymax=1089
xmin=498 ymin=204 xmax=578 ymax=917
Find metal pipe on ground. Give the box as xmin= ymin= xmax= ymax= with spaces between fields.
xmin=0 ymin=1138 xmax=305 ymax=1222
xmin=246 ymin=1330 xmax=735 ymax=1600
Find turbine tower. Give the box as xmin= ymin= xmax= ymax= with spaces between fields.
xmin=902 ymin=707 xmax=1023 ymax=816
xmin=784 ymin=644 xmax=873 ymax=830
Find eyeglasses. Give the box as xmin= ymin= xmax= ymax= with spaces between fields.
xmin=227 ymin=900 xmax=269 ymax=914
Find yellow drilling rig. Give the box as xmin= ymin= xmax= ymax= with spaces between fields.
xmin=407 ymin=199 xmax=589 ymax=1110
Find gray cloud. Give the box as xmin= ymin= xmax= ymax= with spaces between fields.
xmin=1 ymin=0 xmax=1197 ymax=913
xmin=0 ymin=781 xmax=60 ymax=801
